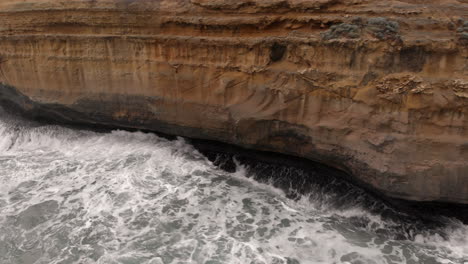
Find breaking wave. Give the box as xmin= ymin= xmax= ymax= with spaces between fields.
xmin=0 ymin=112 xmax=467 ymax=264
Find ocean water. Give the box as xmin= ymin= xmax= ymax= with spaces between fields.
xmin=0 ymin=113 xmax=467 ymax=264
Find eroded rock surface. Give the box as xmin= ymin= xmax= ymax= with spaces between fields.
xmin=0 ymin=0 xmax=467 ymax=203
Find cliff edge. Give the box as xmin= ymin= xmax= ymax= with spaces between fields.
xmin=0 ymin=0 xmax=467 ymax=203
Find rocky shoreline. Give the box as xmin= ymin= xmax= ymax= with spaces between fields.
xmin=0 ymin=0 xmax=467 ymax=204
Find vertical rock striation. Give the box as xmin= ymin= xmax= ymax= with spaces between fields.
xmin=0 ymin=0 xmax=467 ymax=203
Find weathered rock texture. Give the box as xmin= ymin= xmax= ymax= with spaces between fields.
xmin=0 ymin=0 xmax=467 ymax=203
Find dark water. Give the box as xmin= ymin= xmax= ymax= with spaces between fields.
xmin=0 ymin=113 xmax=467 ymax=264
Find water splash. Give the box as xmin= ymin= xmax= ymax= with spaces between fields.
xmin=0 ymin=114 xmax=466 ymax=264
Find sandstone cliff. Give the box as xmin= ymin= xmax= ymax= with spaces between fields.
xmin=0 ymin=0 xmax=467 ymax=204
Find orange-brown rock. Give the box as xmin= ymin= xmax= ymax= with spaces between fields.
xmin=0 ymin=0 xmax=467 ymax=203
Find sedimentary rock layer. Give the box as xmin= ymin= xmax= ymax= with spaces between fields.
xmin=0 ymin=0 xmax=467 ymax=203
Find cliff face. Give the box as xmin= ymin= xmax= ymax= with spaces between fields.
xmin=0 ymin=0 xmax=467 ymax=203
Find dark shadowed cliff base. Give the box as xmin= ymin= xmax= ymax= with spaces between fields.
xmin=1 ymin=87 xmax=467 ymax=225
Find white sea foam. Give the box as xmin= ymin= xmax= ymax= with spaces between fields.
xmin=0 ymin=115 xmax=466 ymax=264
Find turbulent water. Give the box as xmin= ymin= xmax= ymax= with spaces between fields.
xmin=0 ymin=113 xmax=467 ymax=264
